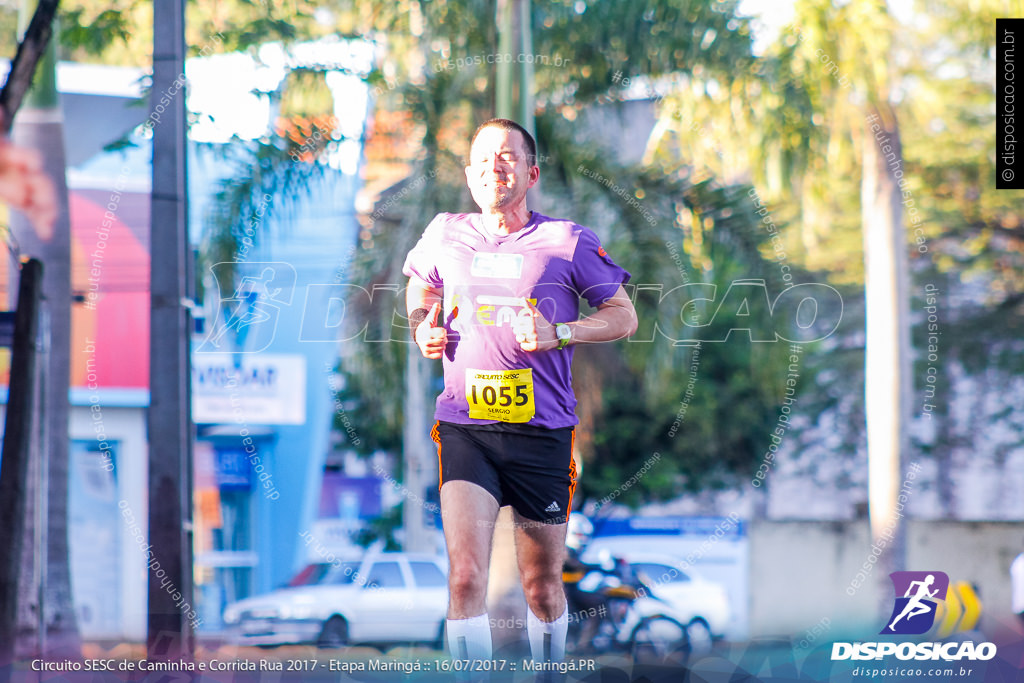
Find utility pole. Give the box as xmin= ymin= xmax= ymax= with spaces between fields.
xmin=495 ymin=0 xmax=515 ymax=120
xmin=495 ymin=0 xmax=535 ymax=140
xmin=147 ymin=0 xmax=194 ymax=660
xmin=517 ymin=0 xmax=535 ymax=141
xmin=402 ymin=349 xmax=434 ymax=553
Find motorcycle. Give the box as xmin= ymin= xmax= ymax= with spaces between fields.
xmin=564 ymin=551 xmax=691 ymax=665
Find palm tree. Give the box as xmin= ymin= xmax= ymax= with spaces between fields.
xmin=644 ymin=0 xmax=910 ymax=598
xmin=785 ymin=0 xmax=912 ymax=608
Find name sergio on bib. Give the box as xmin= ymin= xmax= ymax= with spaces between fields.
xmin=466 ymin=368 xmax=535 ymax=422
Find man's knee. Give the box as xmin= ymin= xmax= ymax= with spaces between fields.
xmin=449 ymin=563 xmax=488 ymax=600
xmin=521 ymin=569 xmax=565 ymax=612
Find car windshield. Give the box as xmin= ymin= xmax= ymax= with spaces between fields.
xmin=319 ymin=561 xmax=363 ymax=585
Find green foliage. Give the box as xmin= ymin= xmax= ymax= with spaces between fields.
xmin=530 ymin=0 xmax=757 ymax=104
xmin=195 ymin=134 xmax=332 ymax=297
xmin=54 ymin=0 xmax=352 ymax=65
xmin=0 ymin=4 xmax=17 ymax=61
xmin=323 ymin=0 xmax=836 ymax=504
xmin=277 ymin=69 xmax=336 ymax=119
xmin=663 ymin=0 xmax=1024 ymax=487
xmin=534 ymin=115 xmax=836 ymax=499
xmin=330 ymin=153 xmax=463 ymax=457
xmin=174 ymin=0 xmax=1023 ymax=513
xmin=354 ymin=503 xmax=402 ymax=550
xmin=57 ymin=0 xmax=151 ymax=64
xmin=332 ymin=338 xmax=408 ymax=456
xmin=901 ymin=0 xmax=1024 ymax=306
xmin=60 ymin=8 xmax=132 ymax=57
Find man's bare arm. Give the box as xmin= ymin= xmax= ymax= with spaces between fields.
xmin=406 ymin=277 xmax=443 ymax=316
xmin=516 ymin=284 xmax=638 ymax=352
xmin=407 ymin=277 xmax=446 ymax=358
xmin=567 ymin=284 xmax=638 ymax=345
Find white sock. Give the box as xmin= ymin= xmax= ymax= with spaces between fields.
xmin=446 ymin=613 xmax=493 ymax=660
xmin=527 ymin=606 xmax=568 ymax=662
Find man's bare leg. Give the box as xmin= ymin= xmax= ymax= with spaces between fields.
xmin=441 ymin=481 xmax=500 ymax=661
xmin=513 ymin=511 xmax=568 ymax=663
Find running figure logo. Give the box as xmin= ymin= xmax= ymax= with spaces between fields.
xmin=197 ymin=262 xmax=296 ymax=354
xmin=881 ymin=571 xmax=949 ymax=635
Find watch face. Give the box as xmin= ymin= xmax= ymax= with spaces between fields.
xmin=557 ymin=324 xmax=571 ymax=341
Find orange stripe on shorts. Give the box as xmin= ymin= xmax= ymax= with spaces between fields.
xmin=430 ymin=420 xmax=443 ymax=489
xmin=566 ymin=428 xmax=578 ymax=516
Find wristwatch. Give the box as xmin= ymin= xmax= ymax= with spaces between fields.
xmin=555 ymin=323 xmax=572 ymax=350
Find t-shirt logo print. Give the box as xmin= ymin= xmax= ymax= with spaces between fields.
xmin=474 ymin=295 xmax=533 ymax=327
xmin=881 ymin=571 xmax=949 ymax=635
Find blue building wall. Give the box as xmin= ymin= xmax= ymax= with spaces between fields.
xmin=255 ymin=171 xmax=363 ymax=591
xmin=188 ymin=148 xmax=363 ymax=608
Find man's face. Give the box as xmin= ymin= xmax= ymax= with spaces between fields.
xmin=465 ymin=126 xmax=539 ymax=212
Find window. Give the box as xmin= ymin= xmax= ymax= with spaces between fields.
xmin=324 ymin=562 xmax=363 ymax=585
xmin=213 ymin=488 xmax=253 ymax=606
xmin=365 ymin=562 xmax=405 ymax=589
xmin=69 ymin=440 xmax=120 ymax=637
xmin=410 ymin=562 xmax=447 ymax=588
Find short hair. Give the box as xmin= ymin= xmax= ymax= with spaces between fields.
xmin=470 ymin=118 xmax=537 ymax=166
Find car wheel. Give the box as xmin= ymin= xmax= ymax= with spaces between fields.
xmin=629 ymin=615 xmax=689 ymax=666
xmin=686 ymin=618 xmax=714 ymax=655
xmin=317 ymin=616 xmax=348 ymax=649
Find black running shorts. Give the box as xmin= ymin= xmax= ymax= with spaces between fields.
xmin=431 ymin=420 xmax=577 ymax=524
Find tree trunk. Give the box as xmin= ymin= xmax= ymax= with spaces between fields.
xmin=861 ymin=101 xmax=910 ymax=617
xmin=0 ymin=0 xmax=59 ymax=131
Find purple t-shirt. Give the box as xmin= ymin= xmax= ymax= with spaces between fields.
xmin=402 ymin=211 xmax=631 ymax=429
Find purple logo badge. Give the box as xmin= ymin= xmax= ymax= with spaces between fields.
xmin=881 ymin=571 xmax=949 ymax=635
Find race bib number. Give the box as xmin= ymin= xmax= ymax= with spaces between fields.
xmin=465 ymin=368 xmax=535 ymax=423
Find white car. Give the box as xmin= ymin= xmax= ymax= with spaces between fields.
xmin=582 ymin=550 xmax=731 ymax=651
xmin=626 ymin=553 xmax=731 ymax=647
xmin=222 ymin=552 xmax=449 ymax=648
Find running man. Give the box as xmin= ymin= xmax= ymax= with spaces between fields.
xmin=403 ymin=118 xmax=637 ymax=667
xmin=889 ymin=574 xmax=939 ymax=631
